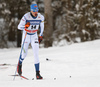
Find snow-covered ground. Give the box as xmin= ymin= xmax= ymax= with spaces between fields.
xmin=0 ymin=40 xmax=100 ymax=87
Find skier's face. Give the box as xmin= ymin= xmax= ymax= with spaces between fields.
xmin=31 ymin=11 xmax=38 ymax=17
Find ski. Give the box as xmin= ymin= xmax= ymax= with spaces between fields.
xmin=11 ymin=74 xmax=44 ymax=80
xmin=0 ymin=63 xmax=10 ymax=66
xmin=20 ymin=75 xmax=29 ymax=80
xmin=11 ymin=74 xmax=29 ymax=80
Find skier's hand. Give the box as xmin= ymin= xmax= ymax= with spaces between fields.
xmin=38 ymin=36 xmax=43 ymax=43
xmin=25 ymin=22 xmax=30 ymax=28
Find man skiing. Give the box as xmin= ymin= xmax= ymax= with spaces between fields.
xmin=17 ymin=4 xmax=44 ymax=79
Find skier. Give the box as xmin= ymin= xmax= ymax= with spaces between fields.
xmin=17 ymin=4 xmax=44 ymax=79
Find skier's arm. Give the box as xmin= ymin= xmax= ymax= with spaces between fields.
xmin=18 ymin=16 xmax=26 ymax=30
xmin=39 ymin=15 xmax=44 ymax=36
xmin=38 ymin=15 xmax=44 ymax=43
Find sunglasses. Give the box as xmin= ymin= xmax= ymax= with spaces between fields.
xmin=31 ymin=9 xmax=39 ymax=12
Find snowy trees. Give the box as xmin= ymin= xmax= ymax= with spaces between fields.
xmin=0 ymin=0 xmax=30 ymax=47
xmin=52 ymin=0 xmax=100 ymax=46
xmin=0 ymin=0 xmax=100 ymax=48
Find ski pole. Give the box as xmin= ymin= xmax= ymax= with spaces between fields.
xmin=13 ymin=32 xmax=27 ymax=80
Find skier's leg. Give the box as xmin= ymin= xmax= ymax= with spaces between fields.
xmin=19 ymin=41 xmax=30 ymax=64
xmin=31 ymin=36 xmax=43 ymax=79
xmin=17 ymin=34 xmax=30 ymax=75
xmin=19 ymin=33 xmax=30 ymax=64
xmin=31 ymin=38 xmax=40 ymax=66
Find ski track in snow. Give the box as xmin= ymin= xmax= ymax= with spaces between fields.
xmin=0 ymin=40 xmax=100 ymax=87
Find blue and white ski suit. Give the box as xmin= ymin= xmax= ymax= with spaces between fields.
xmin=18 ymin=12 xmax=44 ymax=68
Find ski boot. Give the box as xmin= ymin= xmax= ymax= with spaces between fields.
xmin=36 ymin=71 xmax=43 ymax=79
xmin=17 ymin=62 xmax=22 ymax=75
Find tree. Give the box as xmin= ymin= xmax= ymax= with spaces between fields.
xmin=0 ymin=0 xmax=30 ymax=48
xmin=44 ymin=0 xmax=53 ymax=47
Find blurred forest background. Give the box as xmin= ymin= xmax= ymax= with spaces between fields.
xmin=0 ymin=0 xmax=100 ymax=48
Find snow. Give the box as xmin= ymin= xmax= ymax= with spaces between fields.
xmin=75 ymin=4 xmax=79 ymax=11
xmin=82 ymin=4 xmax=88 ymax=9
xmin=0 ymin=40 xmax=100 ymax=87
xmin=1 ymin=9 xmax=11 ymax=14
xmin=93 ymin=21 xmax=99 ymax=27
